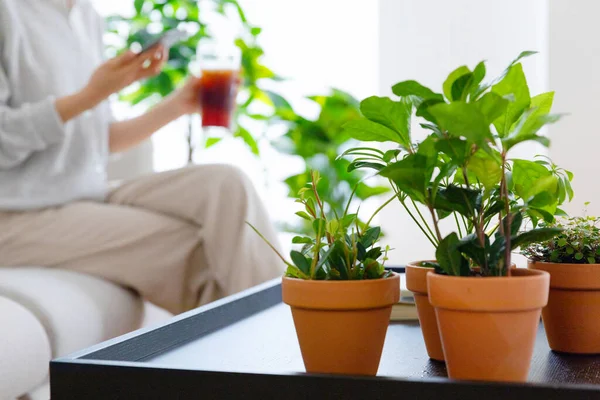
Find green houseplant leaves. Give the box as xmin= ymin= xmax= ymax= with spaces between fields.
xmin=341 ymin=51 xmax=571 ymax=277
xmin=248 ymin=171 xmax=392 ymax=280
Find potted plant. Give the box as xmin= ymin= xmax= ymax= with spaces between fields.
xmin=341 ymin=51 xmax=573 ymax=381
xmin=248 ymin=171 xmax=400 ymax=376
xmin=525 ymin=215 xmax=600 ymax=353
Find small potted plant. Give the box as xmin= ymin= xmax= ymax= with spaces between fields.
xmin=525 ymin=215 xmax=600 ymax=354
xmin=248 ymin=171 xmax=400 ymax=376
xmin=342 ymin=51 xmax=572 ymax=381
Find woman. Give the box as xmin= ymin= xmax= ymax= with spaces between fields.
xmin=0 ymin=0 xmax=282 ymax=314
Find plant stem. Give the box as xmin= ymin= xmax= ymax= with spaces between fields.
xmin=462 ymin=167 xmax=471 ymax=187
xmin=402 ymin=199 xmax=438 ymax=247
xmin=412 ymin=198 xmax=438 ymax=243
xmin=245 ymin=221 xmax=305 ymax=275
xmin=501 ymin=151 xmax=512 ymax=276
xmin=461 ymin=214 xmax=471 ymax=235
xmin=454 ymin=212 xmax=464 ymax=238
xmin=428 ymin=205 xmax=443 ymax=242
xmin=364 ymin=193 xmax=398 ymax=230
xmin=388 ymin=180 xmax=438 ymax=247
xmin=187 ymin=116 xmax=194 ymax=164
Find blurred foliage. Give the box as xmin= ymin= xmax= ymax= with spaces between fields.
xmin=107 ymin=0 xmax=388 ymax=234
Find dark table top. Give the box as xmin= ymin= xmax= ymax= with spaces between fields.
xmin=146 ymin=303 xmax=600 ymax=384
xmin=51 ymin=279 xmax=600 ymax=400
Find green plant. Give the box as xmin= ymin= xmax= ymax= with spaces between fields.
xmin=342 ymin=51 xmax=572 ymax=276
xmin=107 ymin=0 xmax=385 ymax=235
xmin=247 ymin=171 xmax=393 ymax=280
xmin=524 ymin=216 xmax=600 ymax=264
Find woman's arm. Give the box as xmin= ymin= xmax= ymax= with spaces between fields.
xmin=56 ymin=49 xmax=166 ymax=123
xmin=109 ymin=77 xmax=202 ymax=153
xmin=0 ymin=47 xmax=165 ymax=169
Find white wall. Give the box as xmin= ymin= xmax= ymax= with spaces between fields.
xmin=548 ymin=0 xmax=600 ymax=216
xmin=377 ymin=0 xmax=549 ymax=265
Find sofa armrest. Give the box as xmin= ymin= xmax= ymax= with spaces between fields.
xmin=0 ymin=297 xmax=51 ymax=400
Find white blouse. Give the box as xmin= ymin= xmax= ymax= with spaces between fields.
xmin=0 ymin=0 xmax=112 ymax=209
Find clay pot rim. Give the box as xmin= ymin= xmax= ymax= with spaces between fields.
xmin=282 ymin=273 xmax=399 ymax=284
xmin=406 ymin=261 xmax=436 ymax=294
xmin=527 ymin=259 xmax=600 ymax=268
xmin=528 ymin=259 xmax=600 ymax=290
xmin=427 ymin=268 xmax=550 ymax=311
xmin=282 ymin=273 xmax=400 ymax=310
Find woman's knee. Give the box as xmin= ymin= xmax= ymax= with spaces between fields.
xmin=201 ymin=164 xmax=254 ymax=200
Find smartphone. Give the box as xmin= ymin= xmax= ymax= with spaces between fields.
xmin=139 ymin=29 xmax=188 ymax=54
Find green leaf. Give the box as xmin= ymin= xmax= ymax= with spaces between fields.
xmin=509 ymin=50 xmax=538 ymax=67
xmin=434 ymin=185 xmax=482 ymax=218
xmin=383 ymin=149 xmax=401 ymax=162
xmin=512 ymin=159 xmax=558 ymax=202
xmin=391 ymin=80 xmax=444 ymax=102
xmin=436 ymin=232 xmax=471 ymax=276
xmin=435 ymin=138 xmax=470 ymax=166
xmin=264 ymin=89 xmax=293 ymax=111
xmin=326 ymin=219 xmax=340 ymax=235
xmin=501 ymin=92 xmax=560 ymax=150
xmin=564 ymin=176 xmax=574 ymax=201
xmin=466 ymin=149 xmax=502 ymax=191
xmin=365 ymin=247 xmax=383 ymax=260
xmin=432 ymin=163 xmax=457 ymax=198
xmin=205 ymin=137 xmax=222 ymax=149
xmin=416 ymin=98 xmax=445 ymax=123
xmin=342 ymin=119 xmax=400 ymax=143
xmin=451 ymin=73 xmax=474 ymax=101
xmin=292 ymin=236 xmax=313 ymax=244
xmin=443 ymin=66 xmax=471 ymax=101
xmin=234 ymin=126 xmax=260 ymax=155
xmin=360 ymin=227 xmax=381 ymax=248
xmin=360 ymin=96 xmax=412 ymax=149
xmin=379 ymin=154 xmax=432 ymax=204
xmin=285 ymin=265 xmax=308 ymax=279
xmin=342 ymin=214 xmax=357 ymax=228
xmin=470 ymin=61 xmax=487 ymax=96
xmin=354 ymin=183 xmax=390 ymax=199
xmin=483 ymin=200 xmax=505 ymax=220
xmin=476 ymin=92 xmax=509 ymax=124
xmin=511 ymin=227 xmax=563 ymax=250
xmin=356 ymin=242 xmax=367 ymax=261
xmin=510 ymin=211 xmax=524 ymax=236
xmin=527 ymin=207 xmax=555 ymax=224
xmin=295 ymin=211 xmax=312 ymax=220
xmin=313 ymin=218 xmax=326 ymax=235
xmin=491 ymin=63 xmax=531 ymax=137
xmin=290 ymin=250 xmax=311 ymax=275
xmin=314 ymin=245 xmax=336 ymax=274
xmin=458 ymin=233 xmax=486 ymax=268
xmin=134 ymin=0 xmax=145 ymax=14
xmin=427 ymin=102 xmax=493 ymax=144
xmin=347 ymin=161 xmax=386 ymax=173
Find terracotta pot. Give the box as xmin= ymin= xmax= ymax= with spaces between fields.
xmin=428 ymin=268 xmax=549 ymax=382
xmin=406 ymin=262 xmax=444 ymax=361
xmin=528 ymin=260 xmax=600 ymax=354
xmin=282 ymin=274 xmax=400 ymax=375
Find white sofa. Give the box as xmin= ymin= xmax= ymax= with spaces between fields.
xmin=0 ymin=267 xmax=172 ymax=399
xmin=0 ymin=145 xmax=176 ymax=399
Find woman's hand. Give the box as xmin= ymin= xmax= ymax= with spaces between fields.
xmin=163 ymin=77 xmax=203 ymax=117
xmin=56 ymin=46 xmax=168 ymax=123
xmin=85 ymin=46 xmax=168 ymax=104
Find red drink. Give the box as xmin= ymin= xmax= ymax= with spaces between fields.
xmin=199 ymin=69 xmax=238 ymax=128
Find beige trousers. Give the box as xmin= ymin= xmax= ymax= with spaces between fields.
xmin=0 ymin=165 xmax=284 ymax=314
